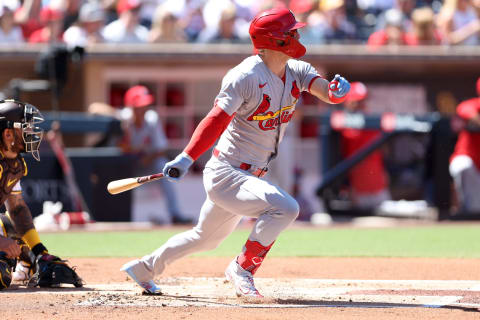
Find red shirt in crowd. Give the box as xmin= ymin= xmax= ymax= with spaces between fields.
xmin=28 ymin=27 xmax=63 ymax=43
xmin=404 ymin=31 xmax=443 ymax=45
xmin=450 ymin=97 xmax=480 ymax=169
xmin=341 ymin=129 xmax=388 ymax=194
xmin=367 ymin=30 xmax=407 ymax=46
xmin=15 ymin=8 xmax=44 ymax=39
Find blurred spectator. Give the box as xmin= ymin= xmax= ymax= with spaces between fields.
xmin=148 ymin=4 xmax=187 ymax=42
xmin=61 ymin=0 xmax=82 ymax=31
xmin=202 ymin=0 xmax=252 ymax=40
xmin=437 ymin=0 xmax=480 ymax=45
xmin=28 ymin=6 xmax=65 ymax=43
xmin=289 ymin=0 xmax=316 ymax=15
xmin=376 ymin=0 xmax=415 ymax=32
xmin=357 ymin=0 xmax=394 ymax=14
xmin=102 ymin=0 xmax=148 ymax=43
xmin=63 ymin=1 xmax=106 ymax=48
xmin=340 ymin=82 xmax=391 ymax=210
xmin=252 ymin=0 xmax=288 ymax=14
xmin=344 ymin=0 xmax=377 ymax=41
xmin=118 ymin=85 xmax=192 ymax=224
xmin=101 ymin=0 xmax=119 ymax=24
xmin=197 ymin=2 xmax=247 ymax=42
xmin=161 ymin=0 xmax=206 ymax=41
xmin=305 ymin=0 xmax=357 ymax=44
xmin=137 ymin=0 xmax=165 ymax=28
xmin=86 ymin=101 xmax=123 ymax=147
xmin=0 ymin=0 xmax=24 ymax=43
xmin=449 ymin=77 xmax=480 ymax=215
xmin=299 ymin=1 xmax=327 ymax=44
xmin=14 ymin=0 xmax=43 ymax=39
xmin=405 ymin=6 xmax=442 ymax=45
xmin=368 ymin=8 xmax=407 ymax=45
xmin=290 ymin=0 xmax=324 ymax=44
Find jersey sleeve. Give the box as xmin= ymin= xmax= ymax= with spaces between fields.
xmin=291 ymin=60 xmax=322 ymax=92
xmin=183 ymin=106 xmax=234 ymax=160
xmin=214 ymin=70 xmax=252 ymax=116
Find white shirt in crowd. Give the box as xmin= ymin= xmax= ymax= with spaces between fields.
xmin=63 ymin=25 xmax=105 ymax=49
xmin=101 ymin=20 xmax=149 ymax=43
xmin=452 ymin=8 xmax=479 ymax=45
xmin=0 ymin=27 xmax=23 ymax=43
xmin=121 ymin=108 xmax=169 ymax=151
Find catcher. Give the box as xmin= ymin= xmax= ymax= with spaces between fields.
xmin=0 ymin=99 xmax=83 ymax=289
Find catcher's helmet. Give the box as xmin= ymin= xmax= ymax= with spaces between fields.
xmin=249 ymin=8 xmax=307 ymax=59
xmin=0 ymin=100 xmax=44 ymax=161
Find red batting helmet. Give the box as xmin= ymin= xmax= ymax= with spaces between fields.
xmin=249 ymin=8 xmax=307 ymax=59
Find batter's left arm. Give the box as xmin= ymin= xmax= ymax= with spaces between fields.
xmin=309 ymin=74 xmax=350 ymax=104
xmin=5 ymin=193 xmax=35 ymax=236
xmin=309 ymin=77 xmax=330 ymax=103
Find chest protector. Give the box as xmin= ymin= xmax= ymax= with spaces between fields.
xmin=0 ymin=153 xmax=27 ymax=204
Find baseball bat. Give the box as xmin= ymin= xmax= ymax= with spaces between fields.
xmin=107 ymin=168 xmax=180 ymax=195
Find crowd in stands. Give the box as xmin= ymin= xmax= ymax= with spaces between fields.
xmin=0 ymin=0 xmax=478 ymax=47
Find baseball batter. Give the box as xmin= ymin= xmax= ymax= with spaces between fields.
xmin=122 ymin=8 xmax=351 ymax=297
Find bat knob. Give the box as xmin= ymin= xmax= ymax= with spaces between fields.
xmin=329 ymin=81 xmax=339 ymax=91
xmin=168 ymin=168 xmax=180 ymax=178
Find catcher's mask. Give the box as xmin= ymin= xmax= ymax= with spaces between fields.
xmin=0 ymin=99 xmax=44 ymax=161
xmin=249 ymin=8 xmax=307 ymax=59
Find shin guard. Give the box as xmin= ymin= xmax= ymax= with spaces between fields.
xmin=236 ymin=239 xmax=274 ymax=275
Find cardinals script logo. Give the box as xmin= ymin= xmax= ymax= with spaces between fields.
xmin=248 ymin=81 xmax=299 ymax=131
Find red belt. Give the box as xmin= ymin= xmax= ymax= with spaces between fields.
xmin=213 ymin=148 xmax=267 ymax=177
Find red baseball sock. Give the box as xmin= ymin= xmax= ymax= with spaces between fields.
xmin=236 ymin=239 xmax=274 ymax=275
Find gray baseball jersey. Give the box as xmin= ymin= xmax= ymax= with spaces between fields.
xmin=215 ymin=55 xmax=319 ymax=168
xmin=132 ymin=56 xmax=322 ymax=283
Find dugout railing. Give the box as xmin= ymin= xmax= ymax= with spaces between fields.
xmin=316 ymin=111 xmax=456 ymax=220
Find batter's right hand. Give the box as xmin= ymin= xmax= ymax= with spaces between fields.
xmin=162 ymin=152 xmax=194 ymax=181
xmin=0 ymin=237 xmax=21 ymax=258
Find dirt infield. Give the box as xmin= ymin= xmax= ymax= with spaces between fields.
xmin=2 ymin=256 xmax=480 ymax=319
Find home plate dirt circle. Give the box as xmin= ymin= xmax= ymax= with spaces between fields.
xmin=52 ymin=278 xmax=480 ymax=309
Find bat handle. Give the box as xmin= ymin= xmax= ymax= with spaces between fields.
xmin=329 ymin=81 xmax=339 ymax=91
xmin=167 ymin=168 xmax=180 ymax=178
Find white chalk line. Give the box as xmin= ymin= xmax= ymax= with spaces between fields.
xmin=6 ymin=278 xmax=480 ymax=310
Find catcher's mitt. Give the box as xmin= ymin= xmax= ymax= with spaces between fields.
xmin=0 ymin=252 xmax=15 ymax=289
xmin=30 ymin=254 xmax=84 ymax=288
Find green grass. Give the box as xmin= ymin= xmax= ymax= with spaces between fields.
xmin=38 ymin=224 xmax=480 ymax=258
